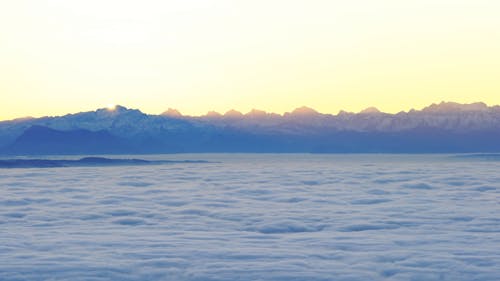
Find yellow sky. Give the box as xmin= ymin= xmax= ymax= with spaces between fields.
xmin=1 ymin=0 xmax=499 ymax=120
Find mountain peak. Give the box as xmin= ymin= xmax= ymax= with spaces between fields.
xmin=162 ymin=108 xmax=182 ymax=117
xmin=97 ymin=105 xmax=129 ymax=113
xmin=224 ymin=109 xmax=244 ymax=118
xmin=359 ymin=107 xmax=381 ymax=114
xmin=422 ymin=101 xmax=489 ymax=113
xmin=109 ymin=105 xmax=128 ymax=112
xmin=246 ymin=109 xmax=267 ymax=117
xmin=205 ymin=111 xmax=222 ymax=118
xmin=337 ymin=110 xmax=354 ymax=116
xmin=115 ymin=105 xmax=128 ymax=111
xmin=94 ymin=105 xmax=144 ymax=119
xmin=290 ymin=106 xmax=319 ymax=116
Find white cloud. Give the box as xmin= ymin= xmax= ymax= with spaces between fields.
xmin=0 ymin=154 xmax=499 ymax=280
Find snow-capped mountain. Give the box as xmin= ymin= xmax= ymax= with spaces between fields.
xmin=190 ymin=102 xmax=500 ymax=134
xmin=1 ymin=102 xmax=499 ymax=154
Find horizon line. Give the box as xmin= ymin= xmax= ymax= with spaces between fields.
xmin=2 ymin=101 xmax=498 ymax=122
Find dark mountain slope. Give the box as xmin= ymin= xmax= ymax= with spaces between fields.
xmin=3 ymin=126 xmax=131 ymax=155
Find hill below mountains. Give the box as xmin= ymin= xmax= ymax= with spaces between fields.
xmin=1 ymin=102 xmax=499 ymax=155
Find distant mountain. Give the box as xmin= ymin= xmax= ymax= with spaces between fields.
xmin=0 ymin=156 xmax=209 ymax=168
xmin=1 ymin=102 xmax=499 ymax=155
xmin=421 ymin=101 xmax=490 ymax=113
xmin=161 ymin=108 xmax=182 ymax=117
xmin=359 ymin=107 xmax=382 ymax=114
xmin=287 ymin=106 xmax=319 ymax=116
xmin=223 ymin=109 xmax=244 ymax=118
xmin=3 ymin=125 xmax=130 ymax=155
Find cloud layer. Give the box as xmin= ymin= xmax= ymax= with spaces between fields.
xmin=0 ymin=154 xmax=499 ymax=280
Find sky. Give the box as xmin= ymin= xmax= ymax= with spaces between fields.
xmin=1 ymin=0 xmax=499 ymax=120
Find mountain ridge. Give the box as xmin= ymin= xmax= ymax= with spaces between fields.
xmin=3 ymin=101 xmax=500 ymax=122
xmin=1 ymin=101 xmax=499 ymax=154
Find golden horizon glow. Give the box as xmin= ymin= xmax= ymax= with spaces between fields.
xmin=1 ymin=1 xmax=500 ymax=121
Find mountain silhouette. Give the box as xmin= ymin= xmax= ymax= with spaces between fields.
xmin=1 ymin=102 xmax=499 ymax=155
xmin=4 ymin=125 xmax=130 ymax=155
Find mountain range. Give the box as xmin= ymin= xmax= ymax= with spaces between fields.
xmin=1 ymin=101 xmax=499 ymax=155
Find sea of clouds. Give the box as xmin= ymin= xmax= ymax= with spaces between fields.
xmin=0 ymin=154 xmax=499 ymax=281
